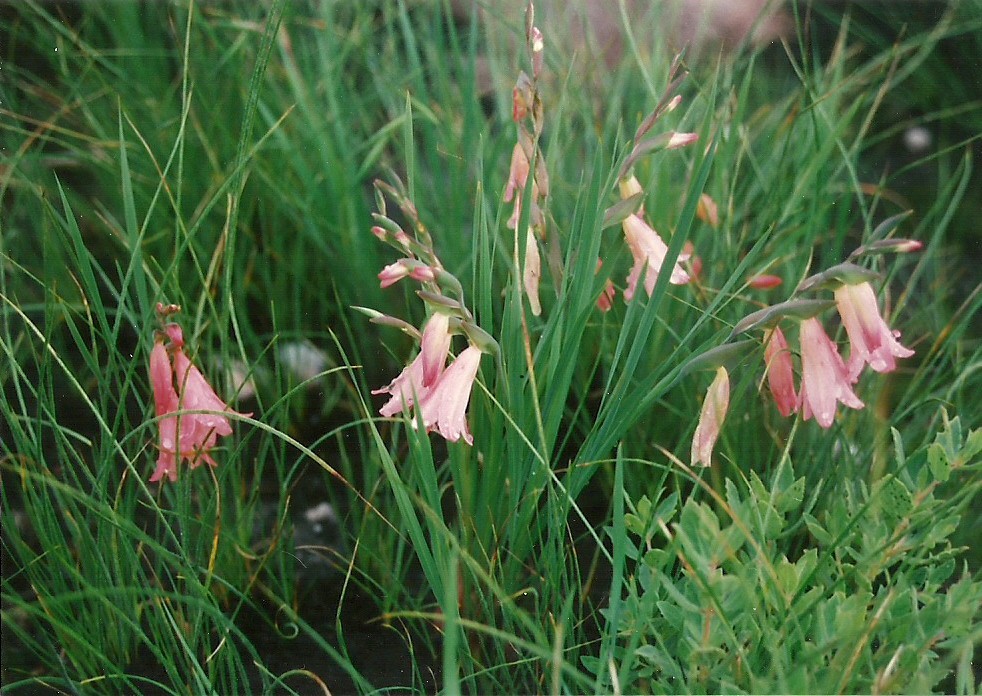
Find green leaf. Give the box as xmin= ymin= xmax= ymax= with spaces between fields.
xmin=959 ymin=427 xmax=982 ymax=464
xmin=927 ymin=442 xmax=950 ymax=482
xmin=878 ymin=476 xmax=913 ymax=520
xmin=804 ymin=513 xmax=832 ymax=547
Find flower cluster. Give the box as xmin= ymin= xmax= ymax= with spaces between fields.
xmin=368 ymin=181 xmax=497 ymax=446
xmin=148 ymin=304 xmax=250 ymax=482
xmin=759 ymin=271 xmax=916 ymax=429
xmin=691 ymin=248 xmax=920 ymax=467
xmin=504 ymin=8 xmax=549 ymax=316
xmin=596 ymin=56 xmax=701 ymax=310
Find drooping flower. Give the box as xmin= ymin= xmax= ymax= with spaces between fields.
xmin=373 ymin=313 xmax=451 ymax=417
xmin=417 ymin=346 xmax=484 ymax=445
xmin=763 ymin=326 xmax=797 ymax=417
xmin=691 ymin=366 xmax=729 ymax=467
xmin=378 ymin=258 xmax=437 ymax=288
xmin=149 ymin=324 xmax=250 ymax=483
xmin=834 ymin=281 xmax=914 ymax=381
xmin=622 ymin=213 xmax=692 ymax=302
xmin=797 ymin=317 xmax=864 ymax=429
xmin=504 ymin=142 xmax=537 ymax=230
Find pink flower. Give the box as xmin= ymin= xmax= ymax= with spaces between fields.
xmin=834 ymin=281 xmax=914 ymax=380
xmin=373 ymin=313 xmax=451 ymax=417
xmin=378 ymin=258 xmax=436 ymax=288
xmin=691 ymin=367 xmax=729 ymax=467
xmin=417 ymin=346 xmax=483 ymax=445
xmin=149 ymin=325 xmax=250 ymax=483
xmin=763 ymin=327 xmax=797 ymax=417
xmin=798 ymin=318 xmax=864 ymax=429
xmin=504 ymin=143 xmax=532 ymax=230
xmin=622 ymin=213 xmax=691 ymax=302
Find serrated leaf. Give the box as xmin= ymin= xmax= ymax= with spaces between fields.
xmin=776 ymin=477 xmax=806 ymax=514
xmin=960 ymin=427 xmax=982 ymax=464
xmin=804 ymin=513 xmax=832 ymax=546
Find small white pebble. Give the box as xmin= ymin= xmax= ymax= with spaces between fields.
xmin=278 ymin=340 xmax=329 ymax=383
xmin=304 ymin=502 xmax=337 ymax=525
xmin=903 ymin=126 xmax=932 ymax=154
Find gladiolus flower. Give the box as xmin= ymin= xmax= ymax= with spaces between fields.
xmin=622 ymin=213 xmax=691 ymax=302
xmin=798 ymin=318 xmax=864 ymax=429
xmin=763 ymin=327 xmax=797 ymax=417
xmin=834 ymin=281 xmax=914 ymax=380
xmin=373 ymin=313 xmax=451 ymax=417
xmin=417 ymin=346 xmax=484 ymax=445
xmin=149 ymin=325 xmax=250 ymax=483
xmin=595 ymin=260 xmax=615 ymax=312
xmin=691 ymin=366 xmax=729 ymax=467
xmin=378 ymin=258 xmax=436 ymax=288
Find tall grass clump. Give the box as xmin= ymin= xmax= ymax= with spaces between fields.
xmin=2 ymin=0 xmax=980 ymax=693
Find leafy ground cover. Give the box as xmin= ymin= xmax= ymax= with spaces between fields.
xmin=2 ymin=1 xmax=980 ymax=693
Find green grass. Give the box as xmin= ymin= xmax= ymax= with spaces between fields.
xmin=2 ymin=1 xmax=980 ymax=693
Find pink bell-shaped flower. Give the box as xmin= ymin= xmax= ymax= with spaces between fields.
xmin=834 ymin=281 xmax=914 ymax=381
xmin=373 ymin=313 xmax=452 ymax=418
xmin=622 ymin=213 xmax=691 ymax=302
xmin=149 ymin=324 xmax=250 ymax=483
xmin=417 ymin=346 xmax=484 ymax=445
xmin=763 ymin=327 xmax=798 ymax=417
xmin=797 ymin=318 xmax=864 ymax=429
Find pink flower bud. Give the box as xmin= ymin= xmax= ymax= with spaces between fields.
xmin=748 ymin=274 xmax=783 ymax=290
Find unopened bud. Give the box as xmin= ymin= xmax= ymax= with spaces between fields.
xmin=748 ymin=274 xmax=783 ymax=290
xmin=850 ymin=238 xmax=924 ymax=258
xmin=619 ymin=175 xmax=644 ymax=201
xmin=666 ymin=131 xmax=699 ymax=150
xmin=460 ymin=322 xmax=499 ymax=356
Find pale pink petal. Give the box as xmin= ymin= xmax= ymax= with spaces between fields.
xmin=418 ymin=346 xmax=483 ymax=445
xmin=419 ymin=313 xmax=451 ymax=387
xmin=691 ymin=367 xmax=729 ymax=467
xmin=524 ymin=227 xmax=542 ymax=316
xmin=173 ymin=351 xmax=237 ymax=437
xmin=149 ymin=340 xmax=180 ymax=482
xmin=622 ymin=214 xmax=691 ymax=301
xmin=798 ymin=318 xmax=864 ymax=429
xmin=373 ymin=353 xmax=429 ymax=418
xmin=834 ymin=282 xmax=914 ymax=380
